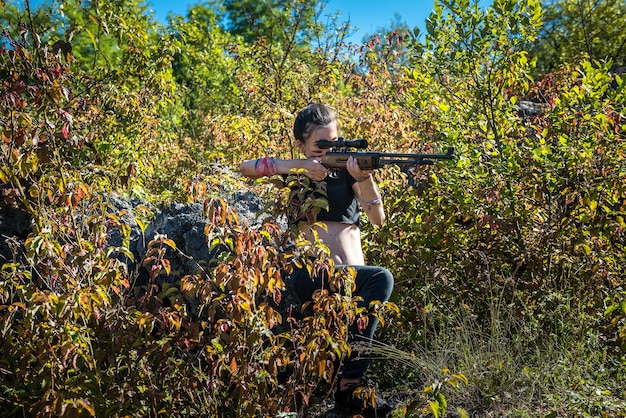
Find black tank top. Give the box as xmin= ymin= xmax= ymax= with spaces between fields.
xmin=285 ymin=170 xmax=359 ymax=226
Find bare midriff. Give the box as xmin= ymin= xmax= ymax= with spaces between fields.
xmin=298 ymin=221 xmax=364 ymax=265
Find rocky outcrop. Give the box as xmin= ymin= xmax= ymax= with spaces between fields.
xmin=108 ymin=190 xmax=277 ymax=281
xmin=0 ymin=190 xmax=276 ymax=278
xmin=0 ymin=189 xmax=302 ymax=335
xmin=0 ymin=207 xmax=31 ymax=264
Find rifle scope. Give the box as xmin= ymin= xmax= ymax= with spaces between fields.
xmin=317 ymin=138 xmax=368 ymax=149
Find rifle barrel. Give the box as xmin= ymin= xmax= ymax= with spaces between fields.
xmin=379 ymin=158 xmax=434 ymax=166
xmin=379 ymin=152 xmax=454 ymax=159
xmin=321 ymin=148 xmax=455 ymax=169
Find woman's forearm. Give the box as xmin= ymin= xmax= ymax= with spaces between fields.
xmin=355 ymin=175 xmax=385 ymax=225
xmin=239 ymin=158 xmax=309 ymax=179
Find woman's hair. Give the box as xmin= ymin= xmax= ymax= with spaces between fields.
xmin=293 ymin=103 xmax=337 ymax=142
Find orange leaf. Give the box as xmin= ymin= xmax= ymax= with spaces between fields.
xmin=318 ymin=359 xmax=326 ymax=376
xmin=161 ymin=259 xmax=171 ymax=276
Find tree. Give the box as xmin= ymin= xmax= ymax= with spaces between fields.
xmin=213 ymin=0 xmax=325 ymax=47
xmin=358 ymin=13 xmax=412 ymax=74
xmin=1 ymin=0 xmax=183 ymax=199
xmin=168 ymin=4 xmax=242 ymax=133
xmin=530 ymin=0 xmax=626 ymax=75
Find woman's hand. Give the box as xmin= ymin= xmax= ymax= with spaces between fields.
xmin=346 ymin=156 xmax=373 ymax=182
xmin=304 ymin=158 xmax=331 ymax=181
xmin=347 ymin=155 xmax=385 ymax=225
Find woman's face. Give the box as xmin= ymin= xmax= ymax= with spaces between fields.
xmin=298 ymin=123 xmax=338 ymax=159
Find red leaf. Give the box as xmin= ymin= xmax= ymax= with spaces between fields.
xmin=62 ymin=123 xmax=70 ymax=139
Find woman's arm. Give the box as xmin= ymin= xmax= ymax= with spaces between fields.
xmin=346 ymin=156 xmax=385 ymax=225
xmin=240 ymin=157 xmax=331 ymax=181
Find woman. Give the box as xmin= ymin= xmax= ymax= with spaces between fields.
xmin=240 ymin=103 xmax=393 ymax=417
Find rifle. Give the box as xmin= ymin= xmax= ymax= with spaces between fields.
xmin=318 ymin=138 xmax=455 ymax=170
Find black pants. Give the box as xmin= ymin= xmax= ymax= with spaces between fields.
xmin=290 ymin=264 xmax=394 ymax=379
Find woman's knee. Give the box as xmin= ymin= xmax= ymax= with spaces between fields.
xmin=377 ymin=267 xmax=394 ymax=301
xmin=355 ymin=265 xmax=394 ymax=302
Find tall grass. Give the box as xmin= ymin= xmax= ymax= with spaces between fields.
xmin=367 ymin=280 xmax=626 ymax=416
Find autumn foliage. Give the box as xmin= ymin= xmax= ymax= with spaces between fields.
xmin=1 ymin=0 xmax=625 ymax=416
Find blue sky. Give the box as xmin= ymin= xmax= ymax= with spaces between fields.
xmin=147 ymin=0 xmax=493 ymax=44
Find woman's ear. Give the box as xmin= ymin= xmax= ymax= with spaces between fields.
xmin=296 ymin=140 xmax=306 ymax=153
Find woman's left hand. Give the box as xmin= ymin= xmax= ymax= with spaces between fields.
xmin=346 ymin=156 xmax=373 ymax=182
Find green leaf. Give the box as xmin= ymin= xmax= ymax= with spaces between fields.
xmin=429 ymin=400 xmax=441 ymax=418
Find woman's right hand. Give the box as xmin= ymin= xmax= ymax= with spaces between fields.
xmin=304 ymin=158 xmax=331 ymax=181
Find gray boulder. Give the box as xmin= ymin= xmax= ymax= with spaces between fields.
xmin=0 ymin=207 xmax=31 ymax=264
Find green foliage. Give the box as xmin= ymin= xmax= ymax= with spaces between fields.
xmin=530 ymin=0 xmax=626 ymax=75
xmin=1 ymin=0 xmax=626 ymax=416
xmin=215 ymin=0 xmax=324 ymax=46
xmin=168 ymin=4 xmax=242 ymax=130
xmin=0 ymin=23 xmax=101 ymax=212
xmin=0 ymin=0 xmax=185 ymax=205
xmin=0 ymin=193 xmax=362 ymax=416
xmin=366 ymin=0 xmax=626 ymax=414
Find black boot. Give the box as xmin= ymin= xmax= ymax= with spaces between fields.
xmin=334 ymin=378 xmax=392 ymax=417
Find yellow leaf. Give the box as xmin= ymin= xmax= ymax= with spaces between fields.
xmin=452 ymin=373 xmax=469 ymax=385
xmin=576 ymin=244 xmax=592 ymax=255
xmin=136 ymin=217 xmax=146 ymax=234
xmin=76 ymin=399 xmax=96 ymax=416
xmin=162 ymin=239 xmax=177 ymax=250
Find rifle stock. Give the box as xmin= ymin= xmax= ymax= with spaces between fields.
xmin=321 ymin=147 xmax=455 ymax=170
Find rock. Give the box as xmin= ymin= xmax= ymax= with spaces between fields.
xmin=137 ymin=201 xmax=211 ymax=274
xmin=0 ymin=189 xmax=276 ymax=278
xmin=105 ymin=193 xmax=156 ymax=268
xmin=0 ymin=190 xmax=301 ymax=324
xmin=132 ymin=190 xmax=275 ymax=277
xmin=517 ymin=100 xmax=549 ymax=118
xmin=0 ymin=207 xmax=31 ymax=264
